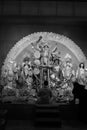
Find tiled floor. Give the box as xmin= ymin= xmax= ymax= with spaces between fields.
xmin=5 ymin=119 xmax=87 ymax=130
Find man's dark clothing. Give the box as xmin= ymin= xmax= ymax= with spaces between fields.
xmin=37 ymin=87 xmax=52 ymax=104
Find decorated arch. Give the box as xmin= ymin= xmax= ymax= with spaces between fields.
xmin=1 ymin=32 xmax=87 ymax=104
xmin=2 ymin=32 xmax=87 ymax=72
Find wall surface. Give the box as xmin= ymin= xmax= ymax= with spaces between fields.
xmin=0 ymin=1 xmax=87 ymax=72
xmin=0 ymin=22 xmax=87 ymax=67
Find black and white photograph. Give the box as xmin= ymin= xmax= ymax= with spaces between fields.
xmin=0 ymin=0 xmax=87 ymax=130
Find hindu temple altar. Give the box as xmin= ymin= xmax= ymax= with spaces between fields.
xmin=0 ymin=32 xmax=87 ymax=105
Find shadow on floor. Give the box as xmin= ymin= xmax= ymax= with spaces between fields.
xmin=5 ymin=119 xmax=87 ymax=130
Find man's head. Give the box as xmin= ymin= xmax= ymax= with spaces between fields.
xmin=44 ymin=81 xmax=48 ymax=88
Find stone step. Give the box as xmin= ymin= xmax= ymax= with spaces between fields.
xmin=35 ymin=117 xmax=61 ymax=121
xmin=36 ymin=109 xmax=60 ymax=113
xmin=34 ymin=117 xmax=61 ymax=128
xmin=35 ymin=111 xmax=60 ymax=118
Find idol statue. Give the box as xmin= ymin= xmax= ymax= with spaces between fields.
xmin=43 ymin=44 xmax=49 ymax=65
xmin=21 ymin=56 xmax=34 ymax=92
xmin=22 ymin=56 xmax=32 ymax=77
xmin=50 ymin=57 xmax=64 ymax=94
xmin=1 ymin=69 xmax=8 ymax=87
xmin=54 ymin=58 xmax=64 ymax=83
xmin=1 ymin=67 xmax=17 ymax=97
xmin=62 ymin=53 xmax=75 ymax=80
xmin=61 ymin=54 xmax=75 ymax=100
xmin=13 ymin=62 xmax=21 ymax=81
xmin=84 ymin=67 xmax=87 ymax=89
xmin=76 ymin=62 xmax=85 ymax=85
xmin=2 ymin=68 xmax=14 ymax=90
